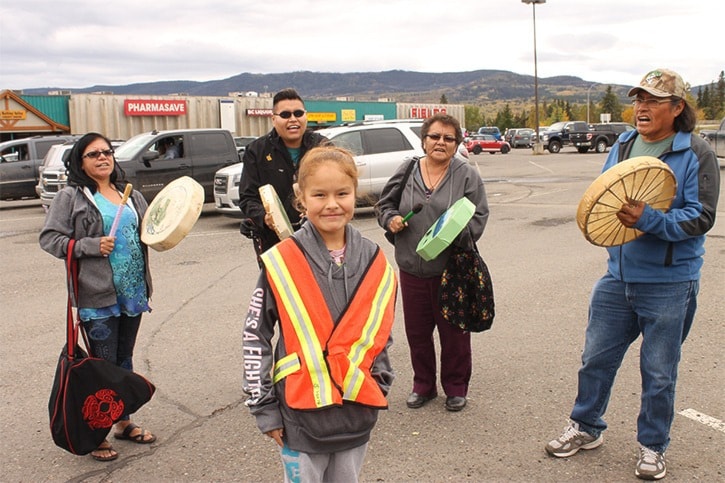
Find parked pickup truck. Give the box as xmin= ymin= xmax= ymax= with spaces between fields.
xmin=539 ymin=121 xmax=589 ymax=153
xmin=114 ymin=128 xmax=240 ymax=203
xmin=706 ymin=118 xmax=725 ymax=159
xmin=570 ymin=122 xmax=636 ymax=154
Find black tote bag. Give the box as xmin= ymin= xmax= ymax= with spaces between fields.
xmin=438 ymin=244 xmax=495 ymax=332
xmin=48 ymin=240 xmax=156 ymax=455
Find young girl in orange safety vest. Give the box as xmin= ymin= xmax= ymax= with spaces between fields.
xmin=242 ymin=146 xmax=397 ymax=483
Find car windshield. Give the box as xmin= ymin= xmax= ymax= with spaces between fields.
xmin=42 ymin=145 xmax=64 ymax=167
xmin=114 ymin=133 xmax=157 ymax=159
xmin=547 ymin=122 xmax=566 ymax=131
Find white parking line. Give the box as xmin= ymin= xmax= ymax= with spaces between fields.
xmin=528 ymin=160 xmax=555 ymax=174
xmin=678 ymin=408 xmax=725 ymax=433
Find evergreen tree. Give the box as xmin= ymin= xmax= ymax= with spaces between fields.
xmin=600 ymin=86 xmax=623 ymax=122
xmin=700 ymin=85 xmax=711 ymax=116
xmin=715 ymin=71 xmax=725 ymax=118
xmin=495 ymin=104 xmax=514 ymax=132
xmin=440 ymin=94 xmax=449 ymax=104
xmin=464 ymin=105 xmax=483 ymax=132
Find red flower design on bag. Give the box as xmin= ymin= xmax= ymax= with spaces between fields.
xmin=83 ymin=389 xmax=125 ymax=429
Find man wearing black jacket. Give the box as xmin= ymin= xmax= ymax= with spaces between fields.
xmin=238 ymin=89 xmax=328 ymax=263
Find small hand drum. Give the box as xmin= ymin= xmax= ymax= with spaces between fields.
xmin=259 ymin=184 xmax=293 ymax=240
xmin=141 ymin=176 xmax=205 ymax=252
xmin=416 ymin=197 xmax=475 ymax=261
xmin=577 ymin=156 xmax=676 ymax=247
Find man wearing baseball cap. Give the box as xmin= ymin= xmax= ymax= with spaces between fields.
xmin=545 ymin=68 xmax=720 ymax=480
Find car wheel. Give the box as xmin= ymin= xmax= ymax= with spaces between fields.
xmin=548 ymin=140 xmax=562 ymax=153
xmin=473 ymin=145 xmax=482 ymax=155
xmin=577 ymin=147 xmax=590 ymax=153
xmin=595 ymin=139 xmax=607 ymax=153
xmin=501 ymin=145 xmax=510 ymax=154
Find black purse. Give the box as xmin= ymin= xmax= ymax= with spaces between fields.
xmin=438 ymin=243 xmax=495 ymax=332
xmin=48 ymin=240 xmax=156 ymax=455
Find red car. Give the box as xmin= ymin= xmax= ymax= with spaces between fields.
xmin=465 ymin=134 xmax=511 ymax=155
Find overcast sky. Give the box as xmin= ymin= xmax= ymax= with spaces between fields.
xmin=1 ymin=0 xmax=722 ymax=93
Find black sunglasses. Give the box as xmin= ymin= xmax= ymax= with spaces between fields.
xmin=426 ymin=134 xmax=458 ymax=143
xmin=274 ymin=109 xmax=306 ymax=119
xmin=83 ymin=149 xmax=115 ymax=159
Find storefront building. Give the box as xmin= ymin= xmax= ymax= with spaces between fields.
xmin=0 ymin=90 xmax=464 ymax=141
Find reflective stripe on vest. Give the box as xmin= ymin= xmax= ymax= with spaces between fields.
xmin=262 ymin=238 xmax=396 ymax=409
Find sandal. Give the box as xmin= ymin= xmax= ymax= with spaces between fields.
xmin=113 ymin=422 xmax=157 ymax=444
xmin=91 ymin=440 xmax=118 ymax=462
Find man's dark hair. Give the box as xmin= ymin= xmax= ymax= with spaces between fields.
xmin=673 ymin=99 xmax=697 ymax=133
xmin=273 ymin=88 xmax=304 ymax=107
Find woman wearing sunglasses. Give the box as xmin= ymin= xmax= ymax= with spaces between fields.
xmin=40 ymin=132 xmax=155 ymax=462
xmin=376 ymin=113 xmax=489 ymax=412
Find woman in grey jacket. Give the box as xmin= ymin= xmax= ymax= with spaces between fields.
xmin=376 ymin=114 xmax=489 ymax=412
xmin=40 ymin=133 xmax=155 ymax=462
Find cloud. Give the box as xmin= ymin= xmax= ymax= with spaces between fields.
xmin=0 ymin=0 xmax=721 ymax=91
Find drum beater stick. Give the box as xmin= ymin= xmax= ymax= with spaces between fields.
xmin=109 ymin=184 xmax=133 ymax=238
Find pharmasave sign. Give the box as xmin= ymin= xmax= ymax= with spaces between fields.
xmin=124 ymin=99 xmax=187 ymax=116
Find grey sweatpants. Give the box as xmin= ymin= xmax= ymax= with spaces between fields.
xmin=280 ymin=442 xmax=368 ymax=483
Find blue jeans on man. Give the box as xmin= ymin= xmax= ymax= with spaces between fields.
xmin=570 ymin=273 xmax=699 ymax=452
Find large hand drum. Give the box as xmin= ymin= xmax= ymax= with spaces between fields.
xmin=141 ymin=176 xmax=205 ymax=252
xmin=259 ymin=184 xmax=293 ymax=240
xmin=577 ymin=156 xmax=676 ymax=247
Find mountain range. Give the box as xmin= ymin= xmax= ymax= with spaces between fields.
xmin=23 ymin=70 xmax=634 ymax=109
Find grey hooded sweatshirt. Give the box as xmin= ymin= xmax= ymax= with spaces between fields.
xmin=376 ymin=155 xmax=489 ymax=277
xmin=242 ymin=221 xmax=395 ymax=454
xmin=39 ymin=185 xmax=152 ymax=308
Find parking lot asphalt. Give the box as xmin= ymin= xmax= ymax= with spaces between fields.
xmin=1 ymin=148 xmax=723 ymax=482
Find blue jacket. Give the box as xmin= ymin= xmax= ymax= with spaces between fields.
xmin=604 ymin=130 xmax=720 ymax=283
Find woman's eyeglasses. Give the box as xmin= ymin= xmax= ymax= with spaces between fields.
xmin=274 ymin=109 xmax=306 ymax=119
xmin=426 ymin=134 xmax=458 ymax=143
xmin=83 ymin=149 xmax=115 ymax=159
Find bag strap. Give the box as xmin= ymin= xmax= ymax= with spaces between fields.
xmin=376 ymin=157 xmax=418 ymax=219
xmin=397 ymin=157 xmax=418 ymax=203
xmin=65 ymin=240 xmax=76 ymax=357
xmin=64 ymin=240 xmax=89 ymax=358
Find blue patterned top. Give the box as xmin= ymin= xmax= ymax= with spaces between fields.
xmin=79 ymin=193 xmax=150 ymax=321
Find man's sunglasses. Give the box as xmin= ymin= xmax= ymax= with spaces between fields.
xmin=274 ymin=109 xmax=306 ymax=119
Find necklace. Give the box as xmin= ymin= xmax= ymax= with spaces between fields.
xmin=424 ymin=158 xmax=448 ymax=191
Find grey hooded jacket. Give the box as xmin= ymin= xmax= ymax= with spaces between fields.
xmin=242 ymin=222 xmax=395 ymax=454
xmin=39 ymin=185 xmax=152 ymax=308
xmin=376 ymin=156 xmax=489 ymax=277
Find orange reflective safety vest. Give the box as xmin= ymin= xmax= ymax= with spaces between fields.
xmin=261 ymin=238 xmax=396 ymax=410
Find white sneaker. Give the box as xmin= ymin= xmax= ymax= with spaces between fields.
xmin=635 ymin=445 xmax=666 ymax=480
xmin=545 ymin=421 xmax=603 ymax=458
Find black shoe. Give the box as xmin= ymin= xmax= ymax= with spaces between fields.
xmin=445 ymin=396 xmax=467 ymax=412
xmin=406 ymin=392 xmax=437 ymax=409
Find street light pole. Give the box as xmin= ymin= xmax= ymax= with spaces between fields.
xmin=522 ymin=0 xmax=546 ymax=154
xmin=587 ymin=83 xmax=596 ymax=124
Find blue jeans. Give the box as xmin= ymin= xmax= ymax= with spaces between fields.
xmin=571 ymin=273 xmax=698 ymax=453
xmin=82 ymin=314 xmax=143 ymax=421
